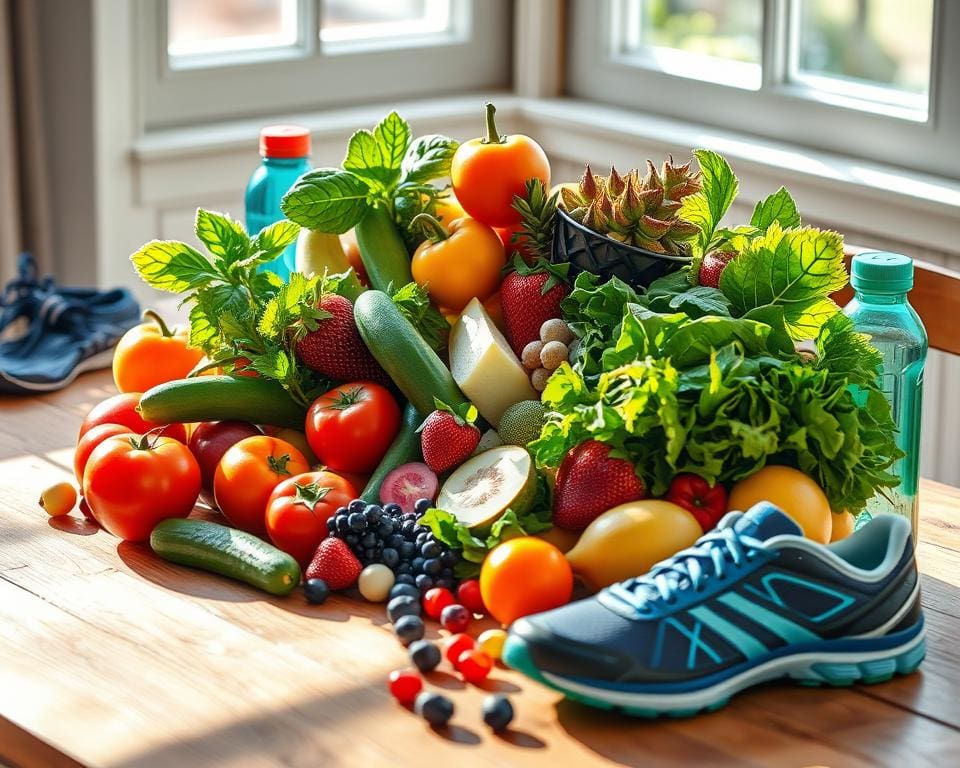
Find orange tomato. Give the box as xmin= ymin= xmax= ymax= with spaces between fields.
xmin=727 ymin=465 xmax=833 ymax=544
xmin=433 ymin=193 xmax=466 ymax=226
xmin=451 ymin=102 xmax=550 ymax=228
xmin=830 ymin=511 xmax=855 ymax=542
xmin=112 ymin=310 xmax=204 ymax=393
xmin=411 ymin=215 xmax=505 ymax=313
xmin=480 ymin=537 xmax=573 ymax=626
xmin=340 ymin=229 xmax=369 ymax=286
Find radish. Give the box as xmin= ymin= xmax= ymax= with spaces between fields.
xmin=380 ymin=462 xmax=439 ymax=514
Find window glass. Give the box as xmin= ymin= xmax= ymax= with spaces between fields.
xmin=167 ymin=0 xmax=299 ymax=63
xmin=321 ymin=0 xmax=455 ymax=46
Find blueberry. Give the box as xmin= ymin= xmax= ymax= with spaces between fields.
xmin=381 ymin=547 xmax=400 ymax=568
xmin=408 ymin=639 xmax=442 ymax=673
xmin=393 ymin=614 xmax=425 ymax=646
xmin=399 ymin=541 xmax=416 ymax=560
xmin=348 ymin=499 xmax=366 ymax=514
xmin=395 ymin=562 xmax=412 ymax=575
xmin=326 ymin=517 xmax=338 ymax=534
xmin=414 ymin=574 xmax=434 ymax=591
xmin=415 ymin=692 xmax=454 ymax=726
xmin=414 ymin=498 xmax=433 ymax=516
xmin=386 ymin=595 xmax=421 ymax=623
xmin=440 ymin=567 xmax=454 ymax=580
xmin=389 ymin=583 xmax=421 ymax=602
xmin=422 ymin=558 xmax=442 ymax=576
xmin=401 ymin=520 xmax=418 ymax=538
xmin=344 ymin=533 xmax=359 ymax=546
xmin=361 ymin=531 xmax=378 ymax=548
xmin=435 ymin=578 xmax=454 ymax=591
xmin=481 ymin=695 xmax=514 ymax=732
xmin=411 ymin=557 xmax=425 ymax=574
xmin=387 ymin=533 xmax=405 ymax=549
xmin=420 ymin=541 xmax=441 ymax=558
xmin=364 ymin=504 xmax=382 ymax=524
xmin=348 ymin=512 xmax=367 ymax=531
xmin=303 ymin=579 xmax=330 ymax=605
xmin=383 ymin=502 xmax=403 ymax=517
xmin=363 ymin=547 xmax=378 ymax=562
xmin=377 ymin=519 xmax=395 ymax=538
xmin=416 ymin=532 xmax=430 ymax=546
xmin=335 ymin=506 xmax=348 ymax=517
xmin=440 ymin=548 xmax=458 ymax=566
xmin=395 ymin=573 xmax=416 ymax=586
xmin=336 ymin=516 xmax=351 ymax=534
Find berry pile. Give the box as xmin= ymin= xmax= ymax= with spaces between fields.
xmin=327 ymin=497 xmax=460 ymax=591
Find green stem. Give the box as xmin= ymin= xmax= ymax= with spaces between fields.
xmin=143 ymin=309 xmax=174 ymax=337
xmin=481 ymin=102 xmax=506 ymax=145
xmin=409 ymin=213 xmax=450 ymax=243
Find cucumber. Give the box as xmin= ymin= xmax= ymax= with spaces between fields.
xmin=150 ymin=519 xmax=300 ymax=596
xmin=361 ymin=402 xmax=423 ymax=504
xmin=354 ymin=204 xmax=413 ymax=293
xmin=139 ymin=376 xmax=306 ymax=429
xmin=354 ymin=290 xmax=468 ymax=415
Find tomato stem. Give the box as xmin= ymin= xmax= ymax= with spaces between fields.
xmin=409 ymin=213 xmax=449 ymax=243
xmin=142 ymin=309 xmax=175 ymax=338
xmin=481 ymin=102 xmax=506 ymax=145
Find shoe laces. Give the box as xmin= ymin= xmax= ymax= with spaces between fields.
xmin=605 ymin=522 xmax=767 ymax=614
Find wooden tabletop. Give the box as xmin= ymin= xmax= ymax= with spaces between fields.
xmin=2 ymin=369 xmax=959 ymax=768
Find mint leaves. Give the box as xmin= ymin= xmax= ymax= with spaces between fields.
xmin=131 ymin=241 xmax=222 ymax=293
xmin=751 ymin=186 xmax=801 ymax=230
xmin=680 ymin=149 xmax=739 ymax=256
xmin=343 ymin=111 xmax=410 ymax=191
xmin=281 ymin=169 xmax=370 ymax=233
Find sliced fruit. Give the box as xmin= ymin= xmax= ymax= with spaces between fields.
xmin=436 ymin=446 xmax=536 ymax=531
xmin=380 ymin=462 xmax=439 ymax=515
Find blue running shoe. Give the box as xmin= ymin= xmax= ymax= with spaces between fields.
xmin=503 ymin=503 xmax=925 ymax=717
xmin=0 ymin=254 xmax=140 ymax=393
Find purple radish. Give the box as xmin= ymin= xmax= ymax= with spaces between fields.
xmin=380 ymin=462 xmax=439 ymax=514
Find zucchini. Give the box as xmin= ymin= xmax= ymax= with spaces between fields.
xmin=139 ymin=376 xmax=307 ymax=429
xmin=354 ymin=290 xmax=468 ymax=415
xmin=150 ymin=519 xmax=300 ymax=596
xmin=354 ymin=204 xmax=413 ymax=293
xmin=361 ymin=402 xmax=423 ymax=503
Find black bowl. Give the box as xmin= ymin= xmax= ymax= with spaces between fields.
xmin=551 ymin=208 xmax=692 ymax=289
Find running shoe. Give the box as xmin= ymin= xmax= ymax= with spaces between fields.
xmin=503 ymin=502 xmax=925 ymax=717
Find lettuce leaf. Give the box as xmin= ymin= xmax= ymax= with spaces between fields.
xmin=750 ymin=187 xmax=801 ymax=231
xmin=680 ymin=149 xmax=739 ymax=257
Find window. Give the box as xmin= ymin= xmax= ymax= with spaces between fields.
xmin=568 ymin=0 xmax=959 ymax=179
xmin=138 ymin=0 xmax=509 ymax=129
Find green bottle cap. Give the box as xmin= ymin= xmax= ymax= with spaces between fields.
xmin=850 ymin=251 xmax=913 ymax=294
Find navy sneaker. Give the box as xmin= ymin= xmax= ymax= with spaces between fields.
xmin=504 ymin=503 xmax=925 ymax=717
xmin=0 ymin=254 xmax=140 ymax=393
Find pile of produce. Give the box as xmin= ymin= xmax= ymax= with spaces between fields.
xmin=44 ymin=106 xmax=898 ymax=715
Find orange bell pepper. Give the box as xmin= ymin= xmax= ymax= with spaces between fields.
xmin=112 ymin=310 xmax=204 ymax=393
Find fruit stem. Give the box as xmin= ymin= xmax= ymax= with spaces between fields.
xmin=143 ymin=309 xmax=174 ymax=338
xmin=409 ymin=213 xmax=449 ymax=243
xmin=481 ymin=102 xmax=506 ymax=145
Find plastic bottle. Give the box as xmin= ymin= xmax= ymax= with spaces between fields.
xmin=843 ymin=252 xmax=927 ymax=538
xmin=244 ymin=125 xmax=311 ymax=280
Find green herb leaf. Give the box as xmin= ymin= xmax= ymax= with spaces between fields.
xmin=680 ymin=149 xmax=738 ymax=255
xmin=195 ymin=210 xmax=249 ymax=268
xmin=281 ymin=169 xmax=370 ymax=233
xmin=343 ymin=112 xmax=411 ymax=191
xmin=750 ymin=187 xmax=801 ymax=231
xmin=643 ymin=269 xmax=733 ymax=318
xmin=130 ymin=240 xmax=221 ymax=293
xmin=401 ymin=134 xmax=459 ymax=185
xmin=243 ymin=220 xmax=300 ymax=268
xmin=815 ymin=313 xmax=883 ymax=386
xmin=391 ymin=281 xmax=449 ymax=352
xmin=374 ymin=111 xmax=412 ymax=172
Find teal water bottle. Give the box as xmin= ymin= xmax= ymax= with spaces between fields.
xmin=245 ymin=125 xmax=311 ymax=280
xmin=843 ymin=252 xmax=927 ymax=538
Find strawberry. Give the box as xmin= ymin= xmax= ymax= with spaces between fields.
xmin=500 ymin=257 xmax=570 ymax=358
xmin=305 ymin=537 xmax=362 ymax=591
xmin=553 ymin=441 xmax=646 ymax=531
xmin=294 ymin=293 xmax=389 ymax=385
xmin=419 ymin=400 xmax=481 ymax=474
xmin=697 ymin=250 xmax=737 ymax=288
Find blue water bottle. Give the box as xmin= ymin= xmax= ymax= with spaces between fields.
xmin=244 ymin=125 xmax=311 ymax=280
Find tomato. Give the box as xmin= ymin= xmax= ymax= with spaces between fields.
xmin=666 ymin=473 xmax=729 ymax=533
xmin=187 ymin=420 xmax=262 ymax=506
xmin=112 ymin=310 xmax=204 ymax=393
xmin=433 ymin=193 xmax=466 ymax=226
xmin=74 ymin=423 xmax=134 ymax=483
xmin=727 ymin=465 xmax=832 ymax=544
xmin=79 ymin=392 xmax=186 ymax=443
xmin=830 ymin=511 xmax=855 ymax=542
xmin=82 ymin=434 xmax=201 ymax=541
xmin=340 ymin=229 xmax=369 ymax=286
xmin=213 ymin=436 xmax=309 ymax=537
xmin=305 ymin=382 xmax=401 ymax=474
xmin=494 ymin=223 xmax=535 ymax=263
xmin=265 ymin=471 xmax=357 ymax=567
xmin=480 ymin=537 xmax=572 ymax=626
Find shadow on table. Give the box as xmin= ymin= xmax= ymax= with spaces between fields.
xmin=48 ymin=515 xmax=99 ymax=536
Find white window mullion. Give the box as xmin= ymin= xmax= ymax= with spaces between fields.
xmin=760 ymin=0 xmax=791 ymax=92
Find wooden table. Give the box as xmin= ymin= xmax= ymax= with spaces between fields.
xmin=2 ymin=369 xmax=959 ymax=768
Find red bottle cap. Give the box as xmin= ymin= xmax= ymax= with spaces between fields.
xmin=259 ymin=125 xmax=311 ymax=158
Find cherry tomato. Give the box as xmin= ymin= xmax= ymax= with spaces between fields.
xmin=213 ymin=436 xmax=309 ymax=537
xmin=456 ymin=579 xmax=486 ymax=615
xmin=39 ymin=482 xmax=77 ymax=517
xmin=666 ymin=473 xmax=729 ymax=533
xmin=444 ymin=633 xmax=475 ymax=666
xmin=112 ymin=310 xmax=204 ymax=393
xmin=305 ymin=382 xmax=401 ymax=475
xmin=83 ymin=434 xmax=201 ymax=541
xmin=74 ymin=423 xmax=134 ymax=483
xmin=388 ymin=668 xmax=423 ymax=706
xmin=457 ymin=649 xmax=493 ymax=684
xmin=422 ymin=587 xmax=456 ymax=620
xmin=79 ymin=392 xmax=186 ymax=443
xmin=480 ymin=537 xmax=573 ymax=626
xmin=340 ymin=230 xmax=369 ymax=286
xmin=265 ymin=471 xmax=357 ymax=567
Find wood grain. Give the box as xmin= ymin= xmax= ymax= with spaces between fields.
xmin=1 ymin=369 xmax=959 ymax=768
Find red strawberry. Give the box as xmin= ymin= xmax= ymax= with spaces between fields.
xmin=294 ymin=294 xmax=389 ymax=385
xmin=500 ymin=257 xmax=570 ymax=358
xmin=553 ymin=441 xmax=646 ymax=531
xmin=698 ymin=250 xmax=737 ymax=288
xmin=305 ymin=537 xmax=362 ymax=591
xmin=419 ymin=401 xmax=481 ymax=474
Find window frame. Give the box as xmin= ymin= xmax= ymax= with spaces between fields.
xmin=137 ymin=0 xmax=511 ymax=130
xmin=566 ymin=0 xmax=960 ymax=180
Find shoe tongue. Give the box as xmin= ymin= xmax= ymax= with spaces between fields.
xmin=726 ymin=501 xmax=801 ymax=540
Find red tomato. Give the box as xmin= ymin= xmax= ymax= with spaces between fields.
xmin=74 ymin=423 xmax=134 ymax=483
xmin=666 ymin=473 xmax=729 ymax=533
xmin=305 ymin=382 xmax=401 ymax=474
xmin=265 ymin=471 xmax=357 ymax=567
xmin=213 ymin=436 xmax=309 ymax=537
xmin=79 ymin=392 xmax=186 ymax=443
xmin=82 ymin=434 xmax=201 ymax=541
xmin=456 ymin=579 xmax=487 ymax=615
xmin=494 ymin=223 xmax=535 ymax=263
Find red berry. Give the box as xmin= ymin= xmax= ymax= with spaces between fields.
xmin=444 ymin=633 xmax=475 ymax=666
xmin=457 ymin=649 xmax=493 ymax=684
xmin=440 ymin=603 xmax=471 ymax=633
xmin=456 ymin=579 xmax=486 ymax=615
xmin=388 ymin=668 xmax=423 ymax=706
xmin=423 ymin=587 xmax=456 ymax=620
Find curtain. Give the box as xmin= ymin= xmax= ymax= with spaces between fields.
xmin=0 ymin=0 xmax=50 ymax=285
